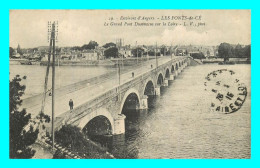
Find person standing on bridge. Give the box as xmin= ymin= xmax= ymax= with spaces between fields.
xmin=69 ymin=99 xmax=74 ymax=110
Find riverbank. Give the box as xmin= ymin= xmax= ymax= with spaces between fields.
xmin=11 ymin=57 xmax=157 ymax=67
xmin=202 ymin=58 xmax=250 ymax=64
xmin=40 ymin=60 xmax=116 ymax=67
xmin=32 ymin=135 xmax=115 ymax=159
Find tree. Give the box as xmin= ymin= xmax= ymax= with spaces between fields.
xmin=190 ymin=52 xmax=206 ymax=59
xmin=131 ymin=47 xmax=144 ymax=57
xmin=53 ymin=149 xmax=67 ymax=159
xmin=55 ymin=125 xmax=86 ymax=155
xmin=147 ymin=50 xmax=159 ymax=56
xmin=160 ymin=46 xmax=170 ymax=56
xmin=218 ymin=43 xmax=233 ymax=62
xmin=9 ymin=47 xmax=15 ymax=58
xmin=104 ymin=47 xmax=118 ymax=58
xmin=103 ymin=42 xmax=116 ymax=48
xmin=55 ymin=125 xmax=112 ymax=159
xmin=206 ymin=50 xmax=210 ymax=57
xmin=81 ymin=41 xmax=99 ymax=50
xmin=244 ymin=45 xmax=251 ymax=60
xmin=10 ymin=75 xmax=39 ymax=159
xmin=17 ymin=44 xmax=23 ymax=55
xmin=234 ymin=44 xmax=242 ymax=58
xmin=71 ymin=46 xmax=82 ymax=51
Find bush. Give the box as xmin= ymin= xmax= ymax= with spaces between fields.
xmin=190 ymin=52 xmax=206 ymax=59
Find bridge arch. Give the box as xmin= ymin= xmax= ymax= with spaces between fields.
xmin=165 ymin=68 xmax=170 ymax=79
xmin=143 ymin=77 xmax=155 ymax=96
xmin=120 ymin=88 xmax=141 ymax=115
xmin=157 ymin=73 xmax=164 ymax=86
xmin=78 ymin=108 xmax=114 ymax=135
xmin=143 ymin=79 xmax=155 ymax=108
xmin=171 ymin=65 xmax=175 ymax=73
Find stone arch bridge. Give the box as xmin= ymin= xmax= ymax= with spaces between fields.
xmin=54 ymin=56 xmax=191 ymax=135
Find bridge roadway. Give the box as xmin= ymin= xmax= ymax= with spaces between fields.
xmin=22 ymin=56 xmax=191 ymax=135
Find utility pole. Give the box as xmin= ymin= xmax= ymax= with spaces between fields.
xmin=121 ymin=38 xmax=124 ymax=68
xmin=51 ymin=22 xmax=55 ymax=150
xmin=47 ymin=21 xmax=58 ymax=150
xmin=156 ymin=42 xmax=158 ymax=69
xmin=136 ymin=41 xmax=138 ymax=64
xmin=41 ymin=23 xmax=53 ymax=114
xmin=171 ymin=43 xmax=173 ymax=60
xmin=147 ymin=46 xmax=149 ymax=60
xmin=116 ymin=38 xmax=121 ymax=101
xmin=141 ymin=50 xmax=143 ymax=80
xmin=117 ymin=59 xmax=121 ymax=101
xmin=164 ymin=45 xmax=166 ymax=56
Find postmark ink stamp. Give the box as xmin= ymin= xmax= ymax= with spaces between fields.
xmin=205 ymin=69 xmax=247 ymax=114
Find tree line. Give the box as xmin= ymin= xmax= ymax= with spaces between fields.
xmin=218 ymin=43 xmax=251 ymax=62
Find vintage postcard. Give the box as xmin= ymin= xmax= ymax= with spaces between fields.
xmin=9 ymin=10 xmax=251 ymax=159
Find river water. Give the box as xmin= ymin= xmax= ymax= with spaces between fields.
xmin=9 ymin=65 xmax=115 ymax=99
xmin=10 ymin=64 xmax=251 ymax=159
xmin=98 ymin=64 xmax=251 ymax=159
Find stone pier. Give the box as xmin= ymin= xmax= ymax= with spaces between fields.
xmin=163 ymin=79 xmax=169 ymax=86
xmin=169 ymin=74 xmax=174 ymax=80
xmin=113 ymin=114 xmax=126 ymax=135
xmin=139 ymin=96 xmax=148 ymax=109
xmin=155 ymin=87 xmax=161 ymax=96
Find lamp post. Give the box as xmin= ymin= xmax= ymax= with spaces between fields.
xmin=156 ymin=42 xmax=158 ymax=69
xmin=171 ymin=43 xmax=173 ymax=60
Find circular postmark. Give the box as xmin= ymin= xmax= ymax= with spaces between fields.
xmin=204 ymin=69 xmax=247 ymax=114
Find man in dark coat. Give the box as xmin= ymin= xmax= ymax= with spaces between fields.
xmin=69 ymin=99 xmax=74 ymax=110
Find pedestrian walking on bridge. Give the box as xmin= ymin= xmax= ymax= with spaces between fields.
xmin=69 ymin=99 xmax=74 ymax=110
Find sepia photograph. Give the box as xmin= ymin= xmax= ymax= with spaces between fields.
xmin=9 ymin=10 xmax=251 ymax=159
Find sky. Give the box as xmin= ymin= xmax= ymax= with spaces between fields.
xmin=9 ymin=10 xmax=251 ymax=48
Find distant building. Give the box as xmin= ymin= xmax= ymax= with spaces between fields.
xmin=82 ymin=50 xmax=98 ymax=60
xmin=37 ymin=46 xmax=49 ymax=53
xmin=95 ymin=47 xmax=106 ymax=60
xmin=60 ymin=53 xmax=70 ymax=60
xmin=11 ymin=44 xmax=23 ymax=58
xmin=189 ymin=51 xmax=200 ymax=57
xmin=174 ymin=45 xmax=216 ymax=57
xmin=12 ymin=51 xmax=21 ymax=58
xmin=176 ymin=47 xmax=188 ymax=56
xmin=119 ymin=45 xmax=132 ymax=57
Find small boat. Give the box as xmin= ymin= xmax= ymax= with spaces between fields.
xmin=20 ymin=60 xmax=32 ymax=65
